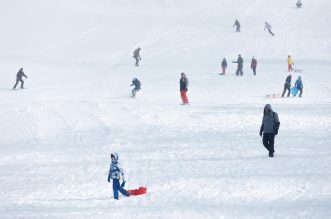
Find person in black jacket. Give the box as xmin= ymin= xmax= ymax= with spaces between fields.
xmin=221 ymin=58 xmax=227 ymax=75
xmin=133 ymin=47 xmax=141 ymax=67
xmin=179 ymin=72 xmax=189 ymax=104
xmin=259 ymin=104 xmax=280 ymax=157
xmin=233 ymin=19 xmax=241 ymax=32
xmin=281 ymin=74 xmax=292 ymax=97
xmin=130 ymin=78 xmax=141 ymax=98
xmin=13 ymin=68 xmax=28 ymax=89
xmin=233 ymin=54 xmax=243 ymax=76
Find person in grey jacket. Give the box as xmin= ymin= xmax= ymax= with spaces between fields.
xmin=259 ymin=104 xmax=280 ymax=157
xmin=13 ymin=68 xmax=28 ymax=89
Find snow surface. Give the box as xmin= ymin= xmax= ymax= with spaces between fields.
xmin=0 ymin=0 xmax=331 ymax=218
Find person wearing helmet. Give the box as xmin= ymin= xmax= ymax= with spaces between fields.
xmin=13 ymin=68 xmax=28 ymax=90
xmin=259 ymin=104 xmax=280 ymax=157
xmin=107 ymin=153 xmax=131 ymax=200
xmin=133 ymin=47 xmax=141 ymax=67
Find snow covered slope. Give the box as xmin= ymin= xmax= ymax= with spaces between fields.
xmin=0 ymin=0 xmax=331 ymax=218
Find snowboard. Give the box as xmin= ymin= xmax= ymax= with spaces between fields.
xmin=265 ymin=94 xmax=281 ymax=98
xmin=128 ymin=187 xmax=147 ymax=196
xmin=291 ymin=87 xmax=299 ymax=96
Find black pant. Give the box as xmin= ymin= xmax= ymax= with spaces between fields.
xmin=263 ymin=133 xmax=275 ymax=157
xmin=134 ymin=57 xmax=140 ymax=66
xmin=236 ymin=67 xmax=243 ymax=76
xmin=252 ymin=67 xmax=256 ymax=75
xmin=13 ymin=78 xmax=24 ymax=89
xmin=132 ymin=88 xmax=140 ymax=98
xmin=281 ymin=84 xmax=290 ymax=97
xmin=297 ymin=88 xmax=303 ymax=97
xmin=236 ymin=27 xmax=240 ymax=32
xmin=268 ymin=29 xmax=274 ymax=36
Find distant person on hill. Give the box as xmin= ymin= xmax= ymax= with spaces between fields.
xmin=250 ymin=56 xmax=257 ymax=75
xmin=221 ymin=58 xmax=228 ymax=75
xmin=13 ymin=68 xmax=28 ymax=90
xmin=296 ymin=0 xmax=302 ymax=8
xmin=264 ymin=22 xmax=275 ymax=36
xmin=130 ymin=78 xmax=141 ymax=98
xmin=281 ymin=74 xmax=292 ymax=97
xmin=233 ymin=54 xmax=244 ymax=76
xmin=107 ymin=153 xmax=131 ymax=200
xmin=179 ymin=72 xmax=189 ymax=105
xmin=133 ymin=47 xmax=141 ymax=67
xmin=294 ymin=76 xmax=303 ymax=97
xmin=259 ymin=104 xmax=280 ymax=158
xmin=287 ymin=55 xmax=294 ymax=72
xmin=233 ymin=19 xmax=241 ymax=32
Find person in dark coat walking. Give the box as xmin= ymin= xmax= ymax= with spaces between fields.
xmin=296 ymin=0 xmax=302 ymax=8
xmin=221 ymin=58 xmax=227 ymax=75
xmin=259 ymin=104 xmax=280 ymax=157
xmin=130 ymin=78 xmax=141 ymax=98
xmin=179 ymin=72 xmax=189 ymax=104
xmin=107 ymin=153 xmax=131 ymax=200
xmin=233 ymin=54 xmax=244 ymax=76
xmin=13 ymin=68 xmax=28 ymax=90
xmin=264 ymin=22 xmax=275 ymax=36
xmin=250 ymin=56 xmax=257 ymax=75
xmin=233 ymin=19 xmax=241 ymax=32
xmin=281 ymin=74 xmax=292 ymax=97
xmin=294 ymin=76 xmax=303 ymax=97
xmin=133 ymin=47 xmax=141 ymax=67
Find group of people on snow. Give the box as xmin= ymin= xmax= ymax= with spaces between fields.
xmin=281 ymin=73 xmax=303 ymax=98
xmin=221 ymin=55 xmax=257 ymax=76
xmin=233 ymin=19 xmax=275 ymax=37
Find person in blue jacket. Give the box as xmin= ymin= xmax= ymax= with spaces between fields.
xmin=294 ymin=76 xmax=303 ymax=97
xmin=107 ymin=153 xmax=130 ymax=200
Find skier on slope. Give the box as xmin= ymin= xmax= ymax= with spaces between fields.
xmin=130 ymin=78 xmax=141 ymax=98
xmin=107 ymin=153 xmax=131 ymax=200
xmin=250 ymin=56 xmax=257 ymax=75
xmin=233 ymin=19 xmax=241 ymax=32
xmin=281 ymin=74 xmax=292 ymax=97
xmin=233 ymin=54 xmax=244 ymax=76
xmin=13 ymin=68 xmax=28 ymax=90
xmin=287 ymin=55 xmax=294 ymax=72
xmin=179 ymin=72 xmax=189 ymax=105
xmin=133 ymin=47 xmax=141 ymax=67
xmin=296 ymin=0 xmax=302 ymax=8
xmin=264 ymin=22 xmax=275 ymax=36
xmin=294 ymin=76 xmax=303 ymax=97
xmin=259 ymin=104 xmax=280 ymax=158
xmin=221 ymin=58 xmax=227 ymax=75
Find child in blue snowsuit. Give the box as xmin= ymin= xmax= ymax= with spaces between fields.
xmin=294 ymin=76 xmax=303 ymax=97
xmin=107 ymin=153 xmax=130 ymax=200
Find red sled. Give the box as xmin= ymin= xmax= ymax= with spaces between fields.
xmin=128 ymin=187 xmax=147 ymax=196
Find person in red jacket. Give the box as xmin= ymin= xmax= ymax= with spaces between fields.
xmin=251 ymin=56 xmax=257 ymax=75
xmin=179 ymin=72 xmax=189 ymax=105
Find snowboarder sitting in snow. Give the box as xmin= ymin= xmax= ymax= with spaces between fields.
xmin=233 ymin=19 xmax=241 ymax=32
xmin=260 ymin=104 xmax=280 ymax=157
xmin=281 ymin=74 xmax=292 ymax=97
xmin=296 ymin=0 xmax=302 ymax=8
xmin=107 ymin=153 xmax=131 ymax=200
xmin=294 ymin=76 xmax=303 ymax=97
xmin=221 ymin=58 xmax=227 ymax=75
xmin=13 ymin=68 xmax=28 ymax=90
xmin=233 ymin=54 xmax=244 ymax=76
xmin=133 ymin=47 xmax=141 ymax=67
xmin=130 ymin=78 xmax=141 ymax=98
xmin=264 ymin=21 xmax=274 ymax=36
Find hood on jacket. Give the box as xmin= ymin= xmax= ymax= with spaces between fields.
xmin=298 ymin=76 xmax=302 ymax=80
xmin=264 ymin=104 xmax=273 ymax=114
xmin=111 ymin=153 xmax=119 ymax=161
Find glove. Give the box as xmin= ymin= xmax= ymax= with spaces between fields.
xmin=259 ymin=131 xmax=263 ymax=137
xmin=274 ymin=130 xmax=278 ymax=135
xmin=121 ymin=181 xmax=126 ymax=187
